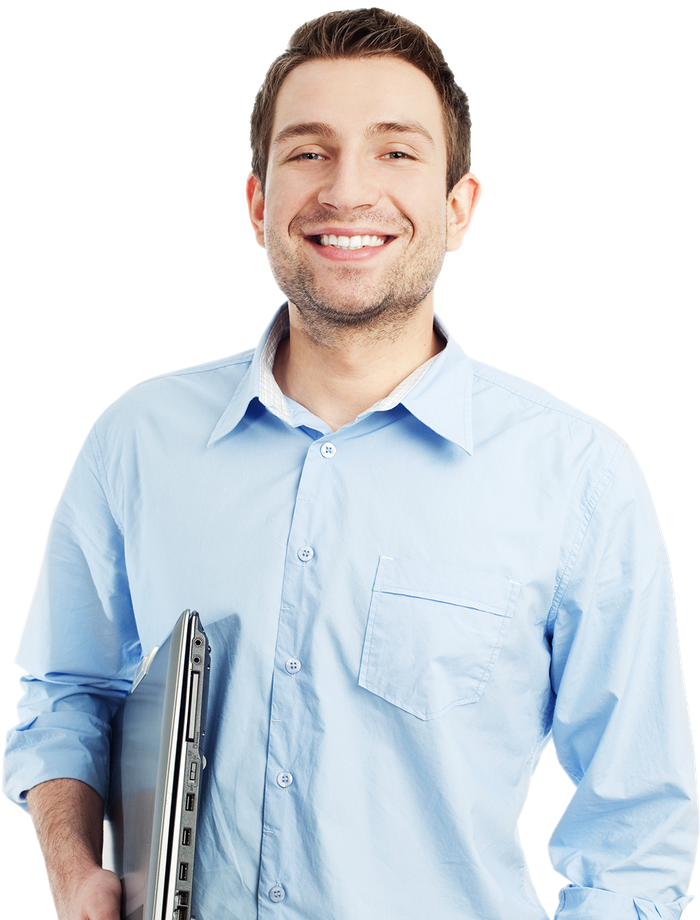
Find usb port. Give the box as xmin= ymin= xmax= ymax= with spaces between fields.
xmin=177 ymin=891 xmax=189 ymax=907
xmin=185 ymin=793 xmax=195 ymax=811
xmin=179 ymin=862 xmax=189 ymax=881
xmin=182 ymin=827 xmax=192 ymax=846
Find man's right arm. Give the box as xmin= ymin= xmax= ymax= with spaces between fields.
xmin=3 ymin=425 xmax=140 ymax=917
xmin=26 ymin=778 xmax=122 ymax=920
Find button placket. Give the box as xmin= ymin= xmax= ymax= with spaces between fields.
xmin=260 ymin=434 xmax=338 ymax=912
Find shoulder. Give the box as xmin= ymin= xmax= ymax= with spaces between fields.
xmin=90 ymin=349 xmax=255 ymax=448
xmin=471 ymin=358 xmax=625 ymax=444
xmin=468 ymin=357 xmax=628 ymax=485
xmin=124 ymin=349 xmax=254 ymax=402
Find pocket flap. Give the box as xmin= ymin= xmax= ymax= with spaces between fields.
xmin=359 ymin=557 xmax=521 ymax=720
xmin=377 ymin=556 xmax=518 ymax=616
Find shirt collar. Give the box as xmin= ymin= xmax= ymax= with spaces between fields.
xmin=208 ymin=305 xmax=473 ymax=453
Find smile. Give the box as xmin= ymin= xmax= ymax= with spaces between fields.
xmin=317 ymin=234 xmax=388 ymax=250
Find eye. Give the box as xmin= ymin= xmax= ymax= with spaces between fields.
xmin=292 ymin=151 xmax=325 ymax=161
xmin=382 ymin=151 xmax=414 ymax=160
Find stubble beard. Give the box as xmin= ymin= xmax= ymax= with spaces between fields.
xmin=265 ymin=209 xmax=447 ymax=346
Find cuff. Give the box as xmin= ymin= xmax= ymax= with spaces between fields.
xmin=555 ymin=886 xmax=692 ymax=919
xmin=4 ymin=711 xmax=112 ymax=808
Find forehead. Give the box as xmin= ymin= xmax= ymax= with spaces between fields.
xmin=271 ymin=56 xmax=446 ymax=148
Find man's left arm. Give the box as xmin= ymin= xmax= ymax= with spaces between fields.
xmin=547 ymin=446 xmax=697 ymax=919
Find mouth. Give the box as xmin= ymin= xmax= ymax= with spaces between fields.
xmin=311 ymin=233 xmax=393 ymax=250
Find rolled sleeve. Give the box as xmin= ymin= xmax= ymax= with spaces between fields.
xmin=555 ymin=885 xmax=692 ymax=919
xmin=548 ymin=447 xmax=697 ymax=912
xmin=4 ymin=428 xmax=141 ymax=807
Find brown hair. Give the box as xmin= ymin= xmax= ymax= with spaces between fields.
xmin=250 ymin=8 xmax=471 ymax=195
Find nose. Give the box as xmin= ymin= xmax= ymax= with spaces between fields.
xmin=317 ymin=153 xmax=381 ymax=212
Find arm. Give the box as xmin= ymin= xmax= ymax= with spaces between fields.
xmin=4 ymin=429 xmax=140 ymax=807
xmin=26 ymin=779 xmax=121 ymax=920
xmin=547 ymin=447 xmax=697 ymax=918
xmin=4 ymin=429 xmax=140 ymax=911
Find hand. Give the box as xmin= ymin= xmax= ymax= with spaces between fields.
xmin=56 ymin=865 xmax=122 ymax=920
xmin=26 ymin=780 xmax=122 ymax=920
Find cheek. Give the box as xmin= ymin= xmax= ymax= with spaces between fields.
xmin=263 ymin=192 xmax=304 ymax=244
xmin=261 ymin=197 xmax=286 ymax=244
xmin=265 ymin=170 xmax=317 ymax=214
xmin=388 ymin=180 xmax=449 ymax=227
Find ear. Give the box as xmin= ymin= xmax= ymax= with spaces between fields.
xmin=246 ymin=172 xmax=266 ymax=248
xmin=446 ymin=173 xmax=481 ymax=252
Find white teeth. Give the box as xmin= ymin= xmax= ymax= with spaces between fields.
xmin=319 ymin=234 xmax=386 ymax=249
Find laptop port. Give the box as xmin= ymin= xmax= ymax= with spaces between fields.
xmin=185 ymin=793 xmax=195 ymax=811
xmin=182 ymin=827 xmax=192 ymax=846
xmin=177 ymin=891 xmax=189 ymax=906
xmin=179 ymin=862 xmax=189 ymax=881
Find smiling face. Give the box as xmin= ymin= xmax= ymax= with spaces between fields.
xmin=247 ymin=56 xmax=479 ymax=336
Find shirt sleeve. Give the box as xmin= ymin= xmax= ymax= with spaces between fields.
xmin=3 ymin=427 xmax=141 ymax=808
xmin=547 ymin=446 xmax=697 ymax=918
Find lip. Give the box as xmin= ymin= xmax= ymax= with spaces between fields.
xmin=305 ymin=235 xmax=396 ymax=262
xmin=304 ymin=227 xmax=396 ymax=238
xmin=302 ymin=228 xmax=398 ymax=262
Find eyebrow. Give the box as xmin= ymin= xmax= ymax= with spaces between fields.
xmin=271 ymin=120 xmax=437 ymax=151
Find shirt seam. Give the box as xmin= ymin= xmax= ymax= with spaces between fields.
xmin=472 ymin=368 xmax=626 ymax=442
xmin=545 ymin=440 xmax=628 ymax=634
xmin=87 ymin=425 xmax=125 ymax=537
xmin=130 ymin=352 xmax=255 ymax=388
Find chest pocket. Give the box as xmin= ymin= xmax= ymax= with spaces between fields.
xmin=359 ymin=556 xmax=520 ymax=720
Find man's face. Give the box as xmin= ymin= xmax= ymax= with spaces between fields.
xmin=247 ymin=56 xmax=479 ymax=333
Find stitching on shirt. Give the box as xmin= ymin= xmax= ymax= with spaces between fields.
xmin=545 ymin=440 xmax=627 ymax=633
xmin=472 ymin=614 xmax=506 ymax=703
xmin=364 ymin=560 xmax=518 ymax=717
xmin=472 ymin=368 xmax=626 ymax=442
xmin=362 ymin=558 xmax=387 ymax=683
xmin=362 ymin=557 xmax=397 ymax=690
xmin=129 ymin=352 xmax=255 ymax=388
xmin=88 ymin=425 xmax=125 ymax=537
xmin=472 ymin=578 xmax=519 ymax=701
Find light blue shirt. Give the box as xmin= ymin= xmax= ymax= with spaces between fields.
xmin=5 ymin=309 xmax=696 ymax=919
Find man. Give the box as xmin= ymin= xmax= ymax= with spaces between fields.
xmin=4 ymin=8 xmax=697 ymax=920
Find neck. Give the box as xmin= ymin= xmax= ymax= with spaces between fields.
xmin=273 ymin=297 xmax=443 ymax=432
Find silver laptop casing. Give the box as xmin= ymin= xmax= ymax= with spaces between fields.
xmin=106 ymin=609 xmax=209 ymax=920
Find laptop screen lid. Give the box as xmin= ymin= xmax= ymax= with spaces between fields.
xmin=105 ymin=609 xmax=210 ymax=920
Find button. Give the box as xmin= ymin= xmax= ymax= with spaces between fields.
xmin=277 ymin=771 xmax=293 ymax=788
xmin=320 ymin=442 xmax=336 ymax=458
xmin=269 ymin=885 xmax=286 ymax=903
xmin=297 ymin=545 xmax=314 ymax=562
xmin=285 ymin=657 xmax=302 ymax=674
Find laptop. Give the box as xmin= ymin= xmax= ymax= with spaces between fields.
xmin=105 ymin=609 xmax=210 ymax=920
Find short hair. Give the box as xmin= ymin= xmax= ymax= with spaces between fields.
xmin=250 ymin=8 xmax=471 ymax=195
